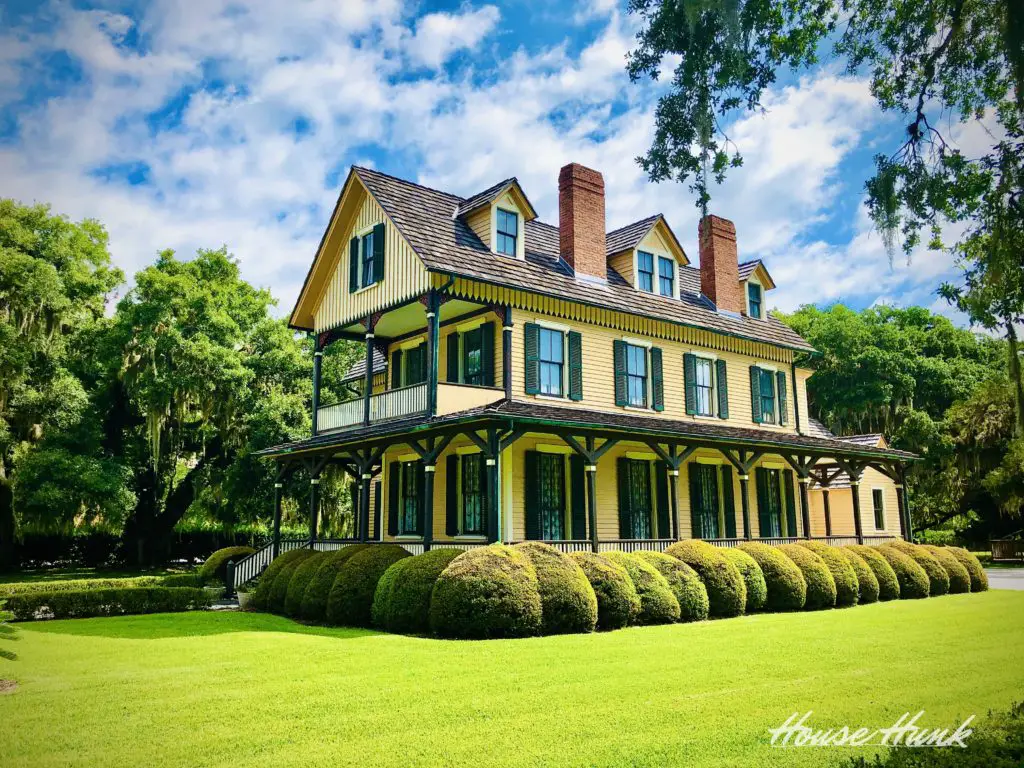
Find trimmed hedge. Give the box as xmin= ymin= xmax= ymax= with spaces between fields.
xmin=430 ymin=544 xmax=543 ymax=639
xmin=874 ymin=546 xmax=930 ymax=599
xmin=945 ymin=547 xmax=988 ymax=592
xmin=921 ymin=545 xmax=971 ymax=594
xmin=736 ymin=542 xmax=806 ymax=612
xmin=835 ymin=547 xmax=880 ymax=604
xmin=718 ymin=547 xmax=767 ymax=612
xmin=634 ymin=551 xmax=709 ymax=622
xmin=371 ymin=548 xmax=463 ymax=634
xmin=0 ymin=576 xmax=164 ymax=597
xmin=777 ymin=545 xmax=836 ymax=610
xmin=251 ymin=548 xmax=314 ymax=611
xmin=796 ymin=541 xmax=859 ymax=607
xmin=513 ymin=543 xmax=597 ymax=634
xmin=284 ymin=552 xmax=328 ymax=617
xmin=266 ymin=550 xmax=315 ymax=614
xmin=4 ymin=587 xmax=211 ymax=621
xmin=664 ymin=540 xmax=746 ymax=618
xmin=883 ymin=542 xmax=949 ymax=596
xmin=299 ymin=544 xmax=372 ymax=622
xmin=601 ymin=551 xmax=680 ymax=625
xmin=848 ymin=545 xmax=901 ymax=601
xmin=198 ymin=546 xmax=255 ymax=584
xmin=569 ymin=552 xmax=640 ymax=630
xmin=327 ymin=545 xmax=410 ymax=627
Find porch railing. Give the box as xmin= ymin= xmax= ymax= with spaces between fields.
xmin=597 ymin=539 xmax=674 ymax=553
xmin=316 ymin=382 xmax=428 ymax=433
xmin=505 ymin=540 xmax=592 ymax=554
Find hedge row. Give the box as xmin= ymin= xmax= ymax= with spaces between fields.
xmin=198 ymin=546 xmax=255 ymax=585
xmin=0 ymin=575 xmax=165 ymax=597
xmin=5 ymin=587 xmax=211 ymax=621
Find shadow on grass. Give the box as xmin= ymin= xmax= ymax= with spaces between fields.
xmin=21 ymin=610 xmax=381 ymax=641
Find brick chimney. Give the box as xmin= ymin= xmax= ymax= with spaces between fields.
xmin=698 ymin=215 xmax=743 ymax=313
xmin=559 ymin=163 xmax=607 ymax=282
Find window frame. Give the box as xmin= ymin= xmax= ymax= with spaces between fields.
xmin=624 ymin=342 xmax=649 ymax=408
xmin=537 ymin=325 xmax=566 ymax=398
xmin=459 ymin=453 xmax=487 ymax=536
xmin=496 ymin=207 xmax=518 ymax=257
xmin=396 ymin=459 xmax=422 ymax=537
xmin=693 ymin=355 xmax=716 ymax=417
xmin=758 ymin=367 xmax=777 ymax=424
xmin=871 ymin=487 xmax=886 ymax=530
xmin=637 ymin=250 xmax=655 ymax=293
xmin=657 ymin=256 xmax=675 ymax=297
xmin=462 ymin=326 xmax=484 ymax=386
xmin=747 ymin=281 xmax=763 ymax=319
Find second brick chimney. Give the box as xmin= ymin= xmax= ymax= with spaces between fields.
xmin=559 ymin=163 xmax=607 ymax=282
xmin=699 ymin=215 xmax=743 ymax=313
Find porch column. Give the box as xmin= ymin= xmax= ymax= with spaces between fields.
xmin=359 ymin=472 xmax=372 ymax=543
xmin=669 ymin=469 xmax=681 ymax=540
xmin=822 ymin=489 xmax=832 ymax=536
xmin=311 ymin=335 xmax=323 ymax=435
xmin=363 ymin=324 xmax=375 ymax=427
xmin=798 ymin=477 xmax=811 ymax=539
xmin=850 ymin=478 xmax=864 ymax=544
xmin=423 ymin=463 xmax=436 ymax=551
xmin=897 ymin=476 xmax=913 ymax=541
xmin=426 ymin=290 xmax=440 ymax=417
xmin=502 ymin=309 xmax=513 ymax=399
xmin=271 ymin=480 xmax=283 ymax=559
xmin=487 ymin=430 xmax=500 ymax=543
xmin=738 ymin=474 xmax=752 ymax=540
xmin=308 ymin=472 xmax=321 ymax=548
xmin=586 ymin=463 xmax=599 ymax=552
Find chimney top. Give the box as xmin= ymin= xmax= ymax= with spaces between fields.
xmin=558 ymin=163 xmax=607 ymax=283
xmin=698 ymin=214 xmax=744 ymax=314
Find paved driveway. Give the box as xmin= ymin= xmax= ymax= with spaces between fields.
xmin=985 ymin=568 xmax=1024 ymax=590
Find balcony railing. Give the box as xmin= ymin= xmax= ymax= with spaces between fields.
xmin=316 ymin=382 xmax=428 ymax=433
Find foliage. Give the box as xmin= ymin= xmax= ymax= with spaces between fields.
xmin=921 ymin=545 xmax=972 ymax=594
xmin=797 ymin=541 xmax=860 ymax=607
xmin=601 ymin=551 xmax=680 ymax=625
xmin=634 ymin=550 xmax=709 ymax=622
xmin=849 ymin=545 xmax=902 ymax=600
xmin=513 ymin=542 xmax=598 ymax=634
xmin=250 ymin=548 xmax=311 ymax=612
xmin=371 ymin=548 xmax=463 ymax=635
xmin=777 ymin=544 xmax=837 ymax=610
xmin=160 ymin=573 xmax=203 ymax=588
xmin=429 ymin=544 xmax=543 ymax=639
xmin=0 ymin=600 xmax=14 ymax=660
xmin=665 ymin=540 xmax=745 ymax=617
xmin=884 ymin=541 xmax=950 ymax=596
xmin=569 ymin=552 xmax=641 ymax=630
xmin=266 ymin=550 xmax=315 ymax=615
xmin=325 ymin=545 xmax=409 ymax=628
xmin=197 ymin=546 xmax=255 ymax=585
xmin=3 ymin=586 xmax=210 ymax=621
xmin=0 ymin=575 xmax=165 ymax=596
xmin=717 ymin=547 xmax=767 ymax=612
xmin=283 ymin=552 xmax=327 ymax=617
xmin=736 ymin=542 xmax=806 ymax=611
xmin=836 ymin=547 xmax=880 ymax=604
xmin=299 ymin=544 xmax=371 ymax=622
xmin=874 ymin=546 xmax=930 ymax=599
xmin=945 ymin=547 xmax=989 ymax=592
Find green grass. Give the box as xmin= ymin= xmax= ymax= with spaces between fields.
xmin=2 ymin=592 xmax=1024 ymax=767
xmin=0 ymin=566 xmax=186 ymax=584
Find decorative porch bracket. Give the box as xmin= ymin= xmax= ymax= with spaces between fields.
xmin=406 ymin=433 xmax=458 ymax=551
xmin=720 ymin=449 xmax=764 ymax=540
xmin=808 ymin=465 xmax=845 ymax=536
xmin=643 ymin=441 xmax=697 ymax=541
xmin=461 ymin=427 xmax=504 ymax=543
xmin=271 ymin=460 xmax=298 ymax=559
xmin=783 ymin=455 xmax=819 ymax=539
xmin=349 ymin=447 xmax=385 ymax=542
xmin=834 ymin=458 xmax=867 ymax=544
xmin=557 ymin=434 xmax=621 ymax=552
xmin=304 ymin=456 xmax=332 ymax=548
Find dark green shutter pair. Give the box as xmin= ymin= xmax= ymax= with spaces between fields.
xmin=348 ymin=222 xmax=386 ymax=293
xmin=448 ymin=322 xmax=496 ymax=385
xmin=755 ymin=467 xmax=793 ymax=537
xmin=683 ymin=354 xmax=730 ymax=419
xmin=523 ymin=323 xmax=581 ymax=399
xmin=394 ymin=344 xmax=427 ymax=387
xmin=613 ymin=341 xmax=663 ymax=410
xmin=445 ymin=454 xmax=490 ymax=536
xmin=749 ymin=365 xmax=788 ymax=425
xmin=387 ymin=460 xmax=425 ymax=536
xmin=524 ymin=450 xmax=585 ymax=539
xmin=615 ymin=458 xmax=670 ymax=538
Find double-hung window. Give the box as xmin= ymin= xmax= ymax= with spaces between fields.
xmin=758 ymin=369 xmax=776 ymax=424
xmin=461 ymin=454 xmax=486 ymax=535
xmin=462 ymin=326 xmax=484 ymax=385
xmin=658 ymin=256 xmax=674 ymax=297
xmin=539 ymin=327 xmax=564 ymax=397
xmin=625 ymin=343 xmax=648 ymax=407
xmin=694 ymin=357 xmax=714 ymax=416
xmin=747 ymin=283 xmax=763 ymax=318
xmin=872 ymin=488 xmax=886 ymax=530
xmin=496 ymin=208 xmax=518 ymax=256
xmin=396 ymin=460 xmax=424 ymax=536
xmin=637 ymin=251 xmax=654 ymax=293
xmin=361 ymin=231 xmax=376 ymax=288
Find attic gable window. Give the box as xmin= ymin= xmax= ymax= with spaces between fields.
xmin=747 ymin=282 xmax=763 ymax=319
xmin=658 ymin=256 xmax=674 ymax=297
xmin=637 ymin=251 xmax=654 ymax=292
xmin=496 ymin=208 xmax=518 ymax=256
xmin=349 ymin=222 xmax=385 ymax=293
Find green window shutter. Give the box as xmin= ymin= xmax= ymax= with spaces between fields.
xmin=716 ymin=359 xmax=729 ymax=419
xmin=683 ymin=353 xmax=697 ymax=415
xmin=655 ymin=462 xmax=670 ymax=539
xmin=688 ymin=463 xmax=704 ymax=538
xmin=387 ymin=462 xmax=400 ymax=536
xmin=414 ymin=462 xmax=427 ymax=536
xmin=776 ymin=370 xmax=788 ymax=426
xmin=570 ymin=454 xmax=586 ymax=540
xmin=755 ymin=467 xmax=771 ymax=537
xmin=524 ymin=323 xmax=540 ymax=395
xmin=480 ymin=321 xmax=495 ymax=387
xmin=391 ymin=349 xmax=403 ymax=389
xmin=616 ymin=457 xmax=632 ymax=538
xmin=524 ymin=451 xmax=541 ymax=540
xmin=349 ymin=237 xmax=360 ymax=293
xmin=613 ymin=339 xmax=628 ymax=407
xmin=567 ymin=330 xmax=583 ymax=401
xmin=414 ymin=343 xmax=428 ymax=385
xmin=445 ymin=454 xmax=459 ymax=536
xmin=373 ymin=481 xmax=381 ymax=539
xmin=783 ymin=469 xmax=798 ymax=537
xmin=650 ymin=347 xmax=664 ymax=411
xmin=446 ymin=333 xmax=460 ymax=383
xmin=720 ymin=465 xmax=737 ymax=538
xmin=749 ymin=365 xmax=763 ymax=424
xmin=372 ymin=223 xmax=386 ymax=283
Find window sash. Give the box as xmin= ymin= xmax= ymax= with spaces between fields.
xmin=399 ymin=462 xmax=420 ymax=535
xmin=461 ymin=455 xmax=485 ymax=535
xmin=637 ymin=251 xmax=654 ymax=292
xmin=748 ymin=283 xmax=762 ymax=318
xmin=694 ymin=358 xmax=714 ymax=416
xmin=537 ymin=453 xmax=565 ymax=540
xmin=496 ymin=209 xmax=517 ymax=255
xmin=360 ymin=232 xmax=375 ymax=288
xmin=759 ymin=369 xmax=776 ymax=424
xmin=625 ymin=344 xmax=647 ymax=407
xmin=658 ymin=257 xmax=674 ymax=296
xmin=463 ymin=328 xmax=483 ymax=385
xmin=872 ymin=489 xmax=885 ymax=529
xmin=625 ymin=460 xmax=652 ymax=539
xmin=538 ymin=328 xmax=564 ymax=396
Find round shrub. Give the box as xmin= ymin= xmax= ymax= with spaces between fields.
xmin=284 ymin=552 xmax=327 ymax=617
xmin=327 ymin=545 xmax=410 ymax=627
xmin=430 ymin=544 xmax=543 ymax=639
xmin=198 ymin=545 xmax=255 ymax=585
xmin=836 ymin=547 xmax=880 ymax=604
xmin=883 ymin=541 xmax=949 ymax=596
xmin=921 ymin=545 xmax=971 ymax=594
xmin=371 ymin=548 xmax=463 ymax=634
xmin=300 ymin=544 xmax=371 ymax=622
xmin=513 ymin=542 xmax=597 ymax=634
xmin=777 ymin=544 xmax=836 ymax=610
xmin=945 ymin=547 xmax=988 ymax=592
xmin=718 ymin=547 xmax=767 ymax=612
xmin=569 ymin=552 xmax=640 ymax=630
xmin=796 ymin=541 xmax=859 ymax=607
xmin=634 ymin=551 xmax=709 ymax=622
xmin=664 ymin=540 xmax=745 ymax=618
xmin=848 ymin=545 xmax=901 ymax=601
xmin=266 ymin=549 xmax=315 ymax=615
xmin=873 ymin=546 xmax=929 ymax=599
xmin=251 ymin=548 xmax=313 ymax=612
xmin=601 ymin=551 xmax=680 ymax=625
xmin=736 ymin=542 xmax=806 ymax=612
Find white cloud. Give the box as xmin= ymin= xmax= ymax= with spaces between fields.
xmin=406 ymin=6 xmax=501 ymax=69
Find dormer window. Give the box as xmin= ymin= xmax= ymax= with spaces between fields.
xmin=747 ymin=282 xmax=763 ymax=319
xmin=658 ymin=257 xmax=674 ymax=297
xmin=637 ymin=251 xmax=654 ymax=292
xmin=496 ymin=208 xmax=518 ymax=256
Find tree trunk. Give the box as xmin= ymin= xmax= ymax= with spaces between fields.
xmin=1007 ymin=319 xmax=1024 ymax=438
xmin=0 ymin=472 xmax=16 ymax=572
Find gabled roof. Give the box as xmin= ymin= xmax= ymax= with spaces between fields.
xmin=739 ymin=259 xmax=776 ymax=290
xmin=454 ymin=177 xmax=537 ymax=221
xmin=348 ymin=166 xmax=815 ymax=352
xmin=841 ymin=434 xmax=888 ymax=448
xmin=606 ymin=213 xmax=688 ymax=264
xmin=341 ymin=346 xmax=387 ymax=383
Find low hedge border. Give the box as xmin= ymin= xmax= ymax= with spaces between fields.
xmin=569 ymin=552 xmax=640 ymax=630
xmin=874 ymin=546 xmax=930 ymax=599
xmin=300 ymin=544 xmax=372 ymax=622
xmin=160 ymin=573 xmax=204 ymax=588
xmin=0 ymin=576 xmax=165 ymax=597
xmin=266 ymin=550 xmax=316 ymax=614
xmin=718 ymin=547 xmax=767 ymax=612
xmin=284 ymin=553 xmax=328 ymax=617
xmin=634 ymin=551 xmax=709 ymax=622
xmin=198 ymin=546 xmax=256 ymax=585
xmin=945 ymin=547 xmax=988 ymax=592
xmin=372 ymin=548 xmax=463 ymax=634
xmin=664 ymin=540 xmax=745 ymax=618
xmin=796 ymin=541 xmax=859 ymax=607
xmin=251 ymin=548 xmax=314 ymax=612
xmin=736 ymin=542 xmax=806 ymax=612
xmin=847 ymin=545 xmax=901 ymax=601
xmin=883 ymin=542 xmax=948 ymax=596
xmin=777 ymin=545 xmax=837 ymax=610
xmin=835 ymin=547 xmax=880 ymax=604
xmin=5 ymin=587 xmax=211 ymax=621
xmin=920 ymin=545 xmax=971 ymax=594
xmin=326 ymin=545 xmax=411 ymax=627
xmin=602 ymin=551 xmax=680 ymax=625
xmin=513 ymin=543 xmax=597 ymax=634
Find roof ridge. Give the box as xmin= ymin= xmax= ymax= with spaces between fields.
xmin=352 ymin=165 xmax=465 ymax=203
xmin=607 ymin=213 xmax=662 ymax=235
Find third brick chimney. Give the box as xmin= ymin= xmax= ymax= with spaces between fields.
xmin=699 ymin=215 xmax=743 ymax=313
xmin=559 ymin=163 xmax=607 ymax=282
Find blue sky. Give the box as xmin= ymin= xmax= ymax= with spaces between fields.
xmin=0 ymin=0 xmax=976 ymax=322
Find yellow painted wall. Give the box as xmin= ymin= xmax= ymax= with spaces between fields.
xmin=807 ymin=466 xmax=902 ymax=538
xmin=609 ymin=250 xmax=633 ymax=285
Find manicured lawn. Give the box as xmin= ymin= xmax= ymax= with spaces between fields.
xmin=0 ymin=566 xmax=186 ymax=584
xmin=3 ymin=592 xmax=1024 ymax=768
